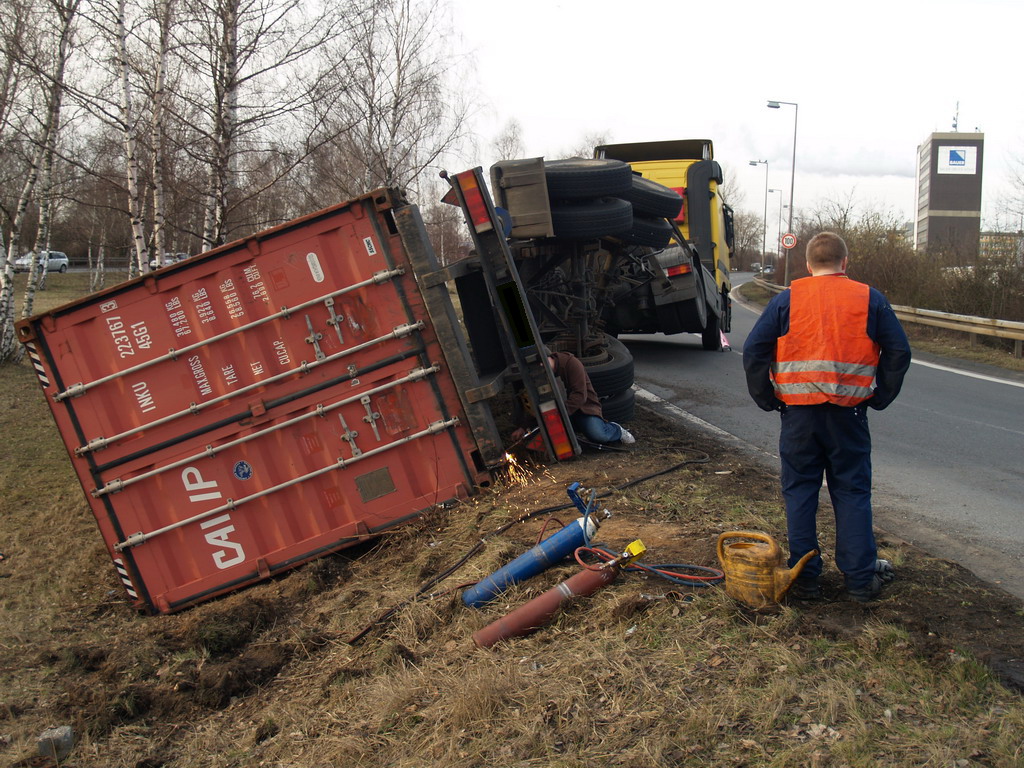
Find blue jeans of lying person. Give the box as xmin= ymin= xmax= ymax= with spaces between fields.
xmin=570 ymin=412 xmax=623 ymax=444
xmin=779 ymin=403 xmax=876 ymax=590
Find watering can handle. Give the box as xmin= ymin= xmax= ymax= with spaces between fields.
xmin=716 ymin=531 xmax=781 ymax=562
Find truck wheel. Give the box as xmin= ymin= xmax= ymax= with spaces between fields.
xmin=619 ymin=175 xmax=683 ymax=219
xmin=600 ymin=387 xmax=636 ymax=424
xmin=619 ymin=215 xmax=673 ymax=248
xmin=545 ymin=158 xmax=633 ymax=200
xmin=675 ymin=291 xmax=708 ymax=332
xmin=579 ymin=333 xmax=634 ymax=397
xmin=550 ymin=198 xmax=633 ymax=240
xmin=702 ymin=309 xmax=722 ymax=351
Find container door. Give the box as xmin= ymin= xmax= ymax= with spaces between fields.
xmin=18 ymin=190 xmax=489 ymax=613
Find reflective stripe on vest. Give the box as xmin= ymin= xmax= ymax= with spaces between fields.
xmin=772 ymin=275 xmax=880 ymax=407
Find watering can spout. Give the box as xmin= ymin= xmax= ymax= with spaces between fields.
xmin=774 ymin=548 xmax=819 ymax=600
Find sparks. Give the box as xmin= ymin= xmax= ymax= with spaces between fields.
xmin=499 ymin=451 xmax=533 ymax=487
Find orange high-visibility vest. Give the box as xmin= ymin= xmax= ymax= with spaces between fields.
xmin=771 ymin=275 xmax=880 ymax=406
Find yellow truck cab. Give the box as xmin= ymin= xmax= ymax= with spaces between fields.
xmin=595 ymin=139 xmax=734 ymax=334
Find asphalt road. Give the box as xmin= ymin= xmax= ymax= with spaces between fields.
xmin=624 ymin=272 xmax=1024 ymax=602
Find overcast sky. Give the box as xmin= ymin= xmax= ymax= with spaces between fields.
xmin=448 ymin=0 xmax=1024 ymax=245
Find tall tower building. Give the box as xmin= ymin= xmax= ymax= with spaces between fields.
xmin=914 ymin=132 xmax=984 ymax=261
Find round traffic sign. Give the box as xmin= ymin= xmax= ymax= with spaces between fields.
xmin=782 ymin=233 xmax=797 ymax=250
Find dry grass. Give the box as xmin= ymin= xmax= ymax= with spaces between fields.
xmin=2 ymin=273 xmax=1023 ymax=768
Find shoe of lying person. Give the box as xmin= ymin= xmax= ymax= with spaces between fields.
xmin=611 ymin=422 xmax=635 ymax=445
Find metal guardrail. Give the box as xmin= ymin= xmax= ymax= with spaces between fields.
xmin=751 ymin=277 xmax=1024 ymax=358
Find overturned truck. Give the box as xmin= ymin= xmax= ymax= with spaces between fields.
xmin=487 ymin=138 xmax=735 ymax=422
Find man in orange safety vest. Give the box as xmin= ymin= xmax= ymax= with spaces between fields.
xmin=743 ymin=232 xmax=911 ymax=602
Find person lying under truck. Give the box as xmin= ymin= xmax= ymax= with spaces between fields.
xmin=512 ymin=347 xmax=635 ymax=446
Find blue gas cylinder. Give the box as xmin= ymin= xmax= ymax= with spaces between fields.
xmin=462 ymin=514 xmax=600 ymax=608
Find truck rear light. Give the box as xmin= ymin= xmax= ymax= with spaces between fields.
xmin=666 ymin=264 xmax=692 ymax=277
xmin=672 ymin=187 xmax=687 ymax=223
xmin=454 ymin=170 xmax=494 ymax=233
xmin=539 ymin=400 xmax=575 ymax=460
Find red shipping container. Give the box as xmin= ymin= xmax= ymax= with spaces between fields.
xmin=17 ymin=190 xmax=493 ymax=614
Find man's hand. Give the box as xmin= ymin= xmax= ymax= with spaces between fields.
xmin=510 ymin=427 xmax=527 ymax=442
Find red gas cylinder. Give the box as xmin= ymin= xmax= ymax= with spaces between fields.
xmin=472 ymin=563 xmax=619 ymax=649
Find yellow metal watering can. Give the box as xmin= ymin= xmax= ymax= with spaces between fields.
xmin=716 ymin=531 xmax=818 ymax=609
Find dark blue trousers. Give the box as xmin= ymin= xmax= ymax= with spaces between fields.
xmin=779 ymin=403 xmax=876 ymax=589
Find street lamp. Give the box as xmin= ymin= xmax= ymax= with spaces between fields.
xmin=768 ymin=188 xmax=783 ymax=266
xmin=749 ymin=159 xmax=768 ymax=266
xmin=767 ymin=99 xmax=798 ymax=284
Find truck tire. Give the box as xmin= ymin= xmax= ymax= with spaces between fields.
xmin=619 ymin=175 xmax=683 ymax=219
xmin=620 ymin=215 xmax=674 ymax=248
xmin=577 ymin=335 xmax=630 ymax=397
xmin=675 ymin=290 xmax=708 ymax=332
xmin=545 ymin=158 xmax=633 ymax=200
xmin=550 ymin=198 xmax=633 ymax=240
xmin=600 ymin=387 xmax=636 ymax=424
xmin=701 ymin=307 xmax=722 ymax=351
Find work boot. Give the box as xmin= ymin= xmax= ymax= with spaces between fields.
xmin=846 ymin=575 xmax=884 ymax=602
xmin=789 ymin=577 xmax=822 ymax=600
xmin=846 ymin=560 xmax=896 ymax=602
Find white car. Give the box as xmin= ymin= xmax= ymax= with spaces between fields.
xmin=13 ymin=250 xmax=69 ymax=273
xmin=149 ymin=252 xmax=190 ymax=270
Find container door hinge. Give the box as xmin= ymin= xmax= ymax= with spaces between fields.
xmin=304 ymin=314 xmax=325 ymax=360
xmin=338 ymin=413 xmax=362 ymax=456
xmin=360 ymin=395 xmax=382 ymax=441
xmin=324 ymin=297 xmax=345 ymax=345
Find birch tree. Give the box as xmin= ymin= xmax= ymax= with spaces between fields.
xmin=114 ymin=0 xmax=149 ymax=275
xmin=177 ymin=0 xmax=355 ymax=248
xmin=20 ymin=0 xmax=80 ymax=315
xmin=0 ymin=0 xmax=32 ymax=361
xmin=78 ymin=0 xmax=161 ymax=276
xmin=0 ymin=0 xmax=80 ymax=361
xmin=149 ymin=0 xmax=173 ymax=266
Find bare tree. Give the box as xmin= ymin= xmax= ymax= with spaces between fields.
xmin=730 ymin=209 xmax=763 ymax=267
xmin=21 ymin=0 xmax=80 ymax=312
xmin=558 ymin=132 xmax=609 ymax=160
xmin=306 ymin=0 xmax=470 ymax=204
xmin=149 ymin=0 xmax=173 ymax=265
xmin=0 ymin=0 xmax=33 ymax=360
xmin=419 ymin=177 xmax=464 ymax=265
xmin=491 ymin=118 xmax=524 ymax=163
xmin=0 ymin=0 xmax=81 ymax=360
xmin=113 ymin=0 xmax=150 ymax=274
xmin=1003 ymin=148 xmax=1024 ymax=235
xmin=175 ymin=0 xmax=355 ymax=248
xmin=804 ymin=190 xmax=860 ymax=238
